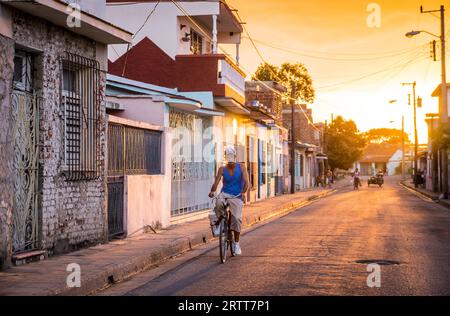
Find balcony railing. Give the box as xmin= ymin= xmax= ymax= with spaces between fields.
xmin=175 ymin=54 xmax=246 ymax=104
xmin=218 ymin=57 xmax=245 ymax=100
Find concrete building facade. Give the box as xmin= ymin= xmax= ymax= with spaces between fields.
xmin=0 ymin=0 xmax=130 ymax=268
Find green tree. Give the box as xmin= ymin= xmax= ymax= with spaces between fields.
xmin=325 ymin=116 xmax=366 ymax=170
xmin=364 ymin=128 xmax=410 ymax=144
xmin=252 ymin=62 xmax=315 ymax=103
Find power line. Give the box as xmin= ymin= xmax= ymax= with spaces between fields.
xmin=121 ymin=0 xmax=161 ymax=76
xmin=373 ymin=54 xmax=428 ymax=94
xmin=106 ymin=2 xmax=141 ymax=6
xmin=111 ymin=45 xmax=121 ymax=59
xmin=235 ymin=27 xmax=427 ymax=109
xmin=242 ymin=37 xmax=428 ymax=62
xmin=242 ymin=36 xmax=428 ymax=59
xmin=133 ymin=0 xmax=161 ymax=40
xmin=234 ymin=12 xmax=282 ymax=82
xmin=233 ymin=10 xmax=320 ymax=131
xmin=316 ymin=50 xmax=426 ymax=91
xmin=169 ymin=0 xmax=321 ymax=131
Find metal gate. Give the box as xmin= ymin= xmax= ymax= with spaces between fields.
xmin=107 ymin=123 xmax=125 ymax=238
xmin=107 ymin=177 xmax=124 ymax=237
xmin=170 ymin=111 xmax=214 ymax=216
xmin=11 ymin=91 xmax=41 ymax=253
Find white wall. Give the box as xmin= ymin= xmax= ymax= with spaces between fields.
xmin=387 ymin=150 xmax=403 ymax=176
xmin=62 ymin=0 xmax=106 ymax=18
xmin=0 ymin=4 xmax=12 ymax=38
xmin=125 ymin=173 xmax=171 ymax=233
xmin=107 ymin=96 xmax=168 ymax=127
xmin=106 ymin=1 xmax=219 ymax=61
xmin=178 ymin=16 xmax=213 ymax=55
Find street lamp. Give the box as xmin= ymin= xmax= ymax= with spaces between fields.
xmin=405 ymin=30 xmax=439 ymax=38
xmin=405 ymin=5 xmax=448 ymax=198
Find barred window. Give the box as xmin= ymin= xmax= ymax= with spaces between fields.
xmin=190 ymin=29 xmax=203 ymax=55
xmin=108 ymin=123 xmax=162 ymax=177
xmin=13 ymin=50 xmax=34 ymax=92
xmin=61 ymin=52 xmax=101 ymax=181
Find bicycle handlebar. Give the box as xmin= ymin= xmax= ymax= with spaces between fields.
xmin=210 ymin=193 xmax=242 ymax=201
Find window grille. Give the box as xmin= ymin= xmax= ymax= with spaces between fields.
xmin=13 ymin=50 xmax=34 ymax=92
xmin=61 ymin=52 xmax=101 ymax=181
xmin=190 ymin=29 xmax=203 ymax=55
xmin=108 ymin=123 xmax=162 ymax=177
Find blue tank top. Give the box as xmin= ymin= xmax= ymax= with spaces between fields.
xmin=222 ymin=164 xmax=243 ymax=196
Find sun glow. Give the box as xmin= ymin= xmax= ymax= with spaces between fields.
xmin=226 ymin=0 xmax=448 ymax=143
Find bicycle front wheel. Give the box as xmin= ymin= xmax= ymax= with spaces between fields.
xmin=219 ymin=219 xmax=228 ymax=263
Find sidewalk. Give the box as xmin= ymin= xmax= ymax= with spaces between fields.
xmin=0 ymin=180 xmax=349 ymax=296
xmin=400 ymin=180 xmax=450 ymax=209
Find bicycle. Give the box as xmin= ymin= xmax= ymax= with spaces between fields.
xmin=353 ymin=176 xmax=361 ymax=190
xmin=211 ymin=194 xmax=241 ymax=264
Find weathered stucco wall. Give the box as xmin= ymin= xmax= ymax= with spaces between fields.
xmin=0 ymin=8 xmax=109 ymax=264
xmin=125 ymin=174 xmax=171 ymax=234
xmin=0 ymin=33 xmax=15 ymax=269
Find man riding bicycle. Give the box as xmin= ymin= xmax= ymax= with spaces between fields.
xmin=209 ymin=147 xmax=249 ymax=256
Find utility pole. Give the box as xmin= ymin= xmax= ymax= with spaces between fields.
xmin=427 ymin=113 xmax=440 ymax=192
xmin=402 ymin=81 xmax=418 ymax=186
xmin=416 ymin=5 xmax=448 ymax=198
xmin=324 ymin=120 xmax=328 ymax=174
xmin=290 ymin=83 xmax=297 ymax=194
xmin=413 ymin=83 xmax=418 ymax=187
xmin=402 ymin=115 xmax=406 ymax=181
xmin=439 ymin=5 xmax=448 ymax=199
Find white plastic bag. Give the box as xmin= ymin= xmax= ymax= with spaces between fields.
xmin=209 ymin=212 xmax=221 ymax=237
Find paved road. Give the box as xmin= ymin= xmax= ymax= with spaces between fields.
xmin=98 ymin=177 xmax=450 ymax=296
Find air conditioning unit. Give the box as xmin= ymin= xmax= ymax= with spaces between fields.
xmin=106 ymin=101 xmax=124 ymax=110
xmin=250 ymin=100 xmax=260 ymax=107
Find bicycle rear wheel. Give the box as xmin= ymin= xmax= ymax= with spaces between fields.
xmin=219 ymin=219 xmax=228 ymax=263
xmin=228 ymin=212 xmax=235 ymax=257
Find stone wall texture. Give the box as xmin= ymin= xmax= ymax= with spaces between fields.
xmin=0 ymin=34 xmax=15 ymax=269
xmin=0 ymin=9 xmax=108 ymax=267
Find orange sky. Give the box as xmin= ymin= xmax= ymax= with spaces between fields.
xmin=225 ymin=0 xmax=450 ymax=143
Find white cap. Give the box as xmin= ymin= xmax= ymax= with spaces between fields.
xmin=224 ymin=147 xmax=236 ymax=162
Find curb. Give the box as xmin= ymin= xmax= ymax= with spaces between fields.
xmin=400 ymin=181 xmax=438 ymax=200
xmin=399 ymin=181 xmax=450 ymax=210
xmin=42 ymin=186 xmax=344 ymax=296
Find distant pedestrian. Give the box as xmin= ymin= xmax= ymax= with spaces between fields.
xmin=326 ymin=169 xmax=333 ymax=188
xmin=316 ymin=175 xmax=323 ymax=188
